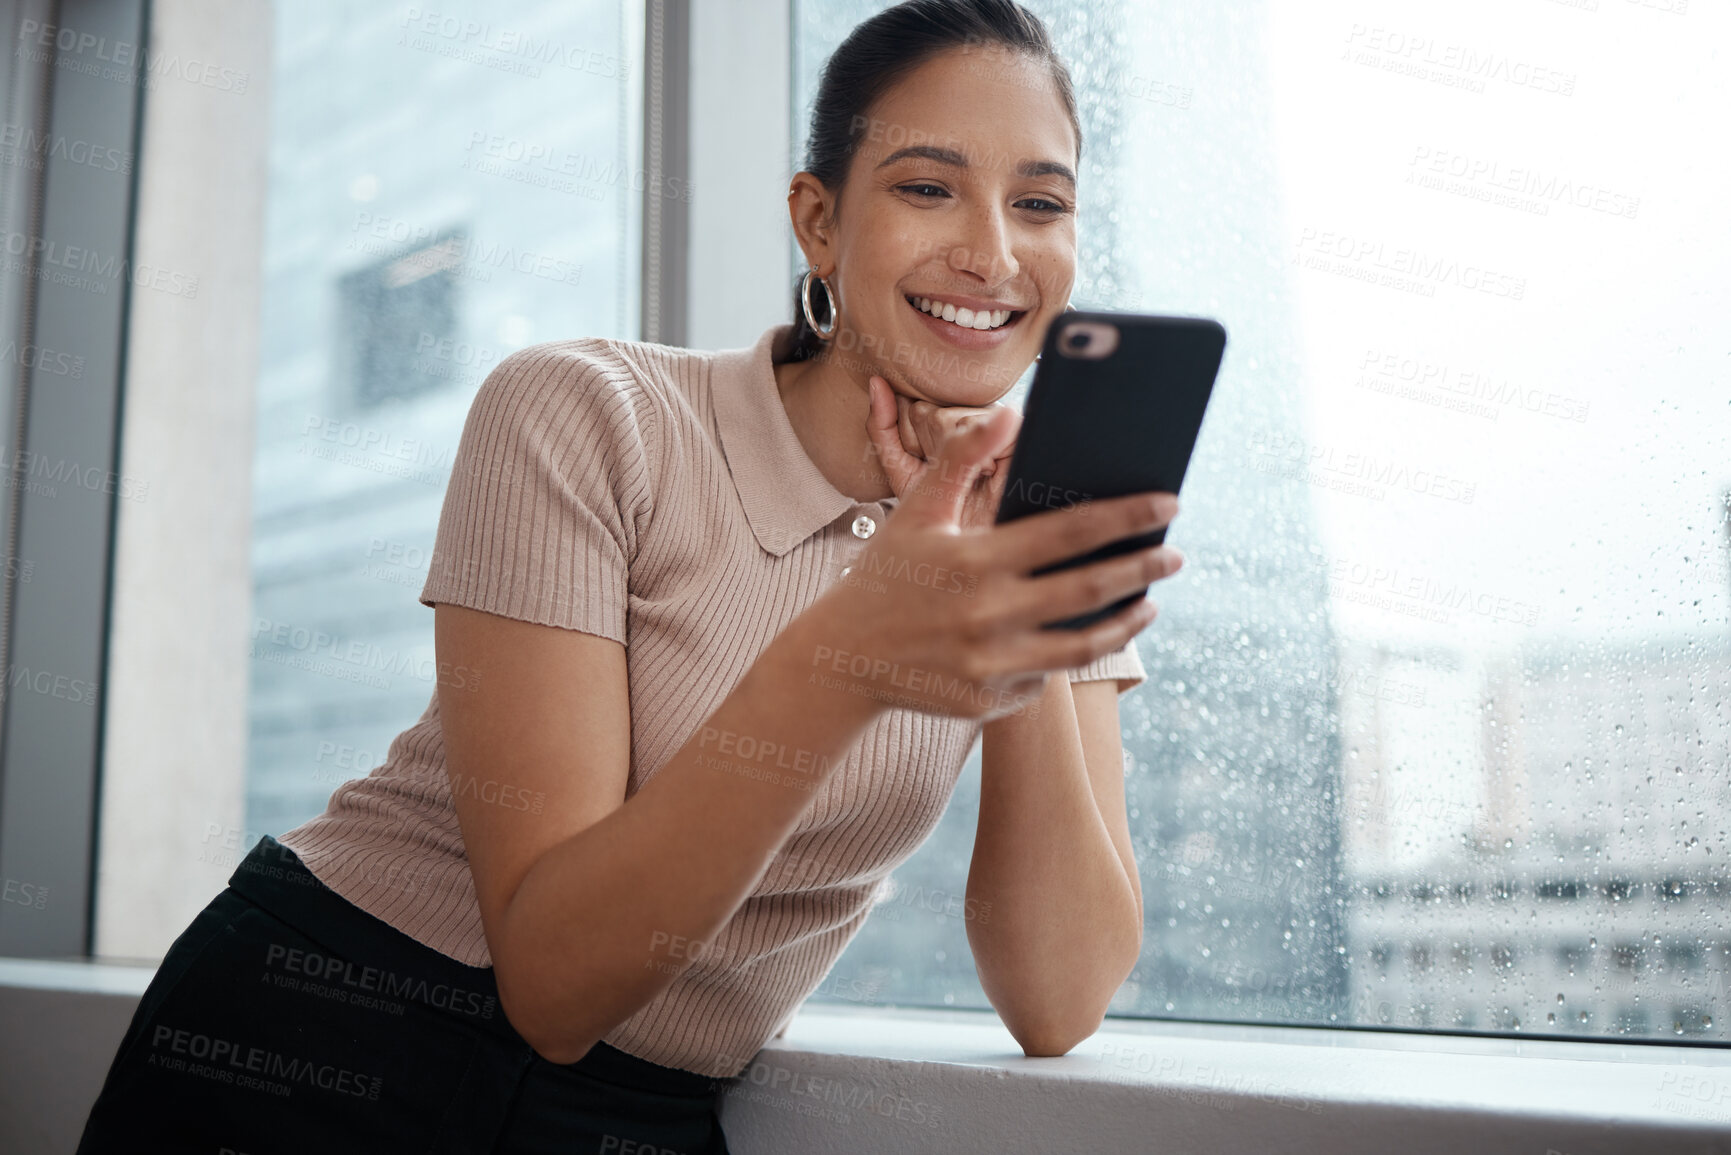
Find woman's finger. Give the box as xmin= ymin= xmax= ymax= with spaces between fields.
xmin=977 ymin=452 xmax=1011 ymax=508
xmin=915 ymin=402 xmax=996 ymax=461
xmin=980 ymin=405 xmax=1019 ymax=478
xmin=891 ymin=406 xmax=1018 ymax=529
xmin=895 ymin=393 xmax=926 ymax=459
xmin=866 ymin=377 xmax=925 ymax=491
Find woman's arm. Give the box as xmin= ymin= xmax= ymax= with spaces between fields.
xmin=441 ymin=410 xmax=1168 ymax=1067
xmin=966 ymin=673 xmax=1144 ymax=1056
xmin=863 ymin=377 xmax=1163 ymax=1055
xmin=439 ymin=600 xmax=885 ymax=1066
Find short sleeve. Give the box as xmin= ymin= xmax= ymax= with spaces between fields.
xmin=1065 ymin=636 xmax=1147 ymax=694
xmin=418 ymin=341 xmax=657 ymax=645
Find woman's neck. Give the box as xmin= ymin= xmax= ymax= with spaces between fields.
xmin=772 ymin=352 xmax=895 ymax=504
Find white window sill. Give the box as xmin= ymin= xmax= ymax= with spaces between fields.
xmin=0 ymin=955 xmax=155 ymax=997
xmin=721 ymin=1003 xmax=1731 ymax=1153
xmin=7 ymin=960 xmax=1729 ymax=1153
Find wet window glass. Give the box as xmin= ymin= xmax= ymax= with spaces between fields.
xmin=797 ymin=0 xmax=1731 ymax=1043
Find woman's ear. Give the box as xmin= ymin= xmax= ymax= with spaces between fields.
xmin=787 ymin=171 xmax=837 ymax=273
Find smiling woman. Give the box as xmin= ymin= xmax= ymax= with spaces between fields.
xmin=74 ymin=2 xmax=1179 ymax=1152
xmin=781 ymin=1 xmax=1080 ymax=412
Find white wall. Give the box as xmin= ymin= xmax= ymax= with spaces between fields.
xmin=685 ymin=0 xmax=793 ymax=352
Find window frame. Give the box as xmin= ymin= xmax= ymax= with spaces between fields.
xmin=0 ymin=0 xmax=149 ymax=959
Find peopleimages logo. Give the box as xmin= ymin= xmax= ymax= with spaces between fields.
xmin=1247 ymin=430 xmax=1477 ymax=505
xmin=1292 ymin=227 xmax=1526 ymax=301
xmin=807 ymin=644 xmax=1041 ymax=719
xmin=460 ymin=133 xmax=690 ymax=204
xmin=719 ymin=1053 xmax=947 ymax=1129
xmin=346 ymin=213 xmax=586 ymax=287
xmin=0 ymin=229 xmax=199 ymax=299
xmin=1353 ymin=347 xmax=1590 ymax=425
xmin=264 ymin=943 xmax=498 ymax=1020
xmin=398 ymin=9 xmax=630 ymax=80
xmin=3 ymin=662 xmax=100 ymax=707
xmin=0 ymin=123 xmax=132 ymax=174
xmin=1 ymin=876 xmax=48 ymax=911
xmin=148 ymin=1024 xmax=380 ymax=1099
xmin=1407 ymin=146 xmax=1640 ymax=220
xmin=16 ymin=19 xmax=251 ymax=94
xmin=1327 ymin=557 xmax=1540 ymax=627
xmin=249 ymin=616 xmax=482 ymax=692
xmin=0 ymin=337 xmax=84 ymax=378
xmin=1342 ymin=24 xmax=1576 ymax=97
xmin=0 ymin=445 xmax=149 ymax=502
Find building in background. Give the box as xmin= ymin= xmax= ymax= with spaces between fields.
xmin=1340 ymin=631 xmax=1731 ymax=1040
xmin=244 ymin=2 xmax=642 ymax=842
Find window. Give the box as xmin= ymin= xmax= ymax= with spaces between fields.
xmin=244 ymin=1 xmax=643 ymax=841
xmin=796 ymin=0 xmax=1731 ymax=1044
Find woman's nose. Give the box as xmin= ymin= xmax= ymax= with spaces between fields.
xmin=945 ymin=210 xmax=1019 ymax=285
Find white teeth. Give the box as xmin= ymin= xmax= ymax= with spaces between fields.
xmin=910 ymin=296 xmax=1015 ymax=330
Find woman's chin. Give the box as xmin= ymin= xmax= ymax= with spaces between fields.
xmin=892 ymin=337 xmax=1033 ymax=402
xmin=899 ymin=376 xmax=1021 ymax=410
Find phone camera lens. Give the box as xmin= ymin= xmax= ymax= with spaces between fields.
xmin=1065 ymin=330 xmax=1091 ymax=349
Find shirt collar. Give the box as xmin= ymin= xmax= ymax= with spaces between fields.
xmin=710 ymin=323 xmax=894 ymax=557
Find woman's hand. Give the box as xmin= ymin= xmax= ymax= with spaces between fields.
xmin=866 ymin=375 xmax=1015 ymax=531
xmin=812 ymin=400 xmax=1182 ymax=724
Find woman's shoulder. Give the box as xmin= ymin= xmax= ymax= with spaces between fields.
xmin=481 ymin=335 xmax=715 ymax=412
xmin=471 ymin=338 xmax=737 ymax=470
xmin=460 ymin=336 xmax=730 ymax=498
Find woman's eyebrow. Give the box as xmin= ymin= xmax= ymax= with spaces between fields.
xmin=1016 ymin=158 xmax=1076 ymax=187
xmin=875 ymin=145 xmax=1077 ymax=188
xmin=876 ymin=144 xmax=969 ymax=169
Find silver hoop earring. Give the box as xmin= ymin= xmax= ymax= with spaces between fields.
xmin=800 ymin=268 xmax=838 ymax=339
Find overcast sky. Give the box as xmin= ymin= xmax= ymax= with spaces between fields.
xmin=1259 ymin=0 xmax=1729 ymax=653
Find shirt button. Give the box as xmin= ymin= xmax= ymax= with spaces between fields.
xmin=850 ymin=514 xmax=876 ymax=539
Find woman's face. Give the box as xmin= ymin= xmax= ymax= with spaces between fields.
xmin=795 ymin=45 xmax=1079 ymax=407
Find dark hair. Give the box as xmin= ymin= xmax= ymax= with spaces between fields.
xmin=788 ymin=0 xmax=1082 ymax=361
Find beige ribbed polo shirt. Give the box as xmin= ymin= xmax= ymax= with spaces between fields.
xmin=277 ymin=322 xmax=1146 ymax=1077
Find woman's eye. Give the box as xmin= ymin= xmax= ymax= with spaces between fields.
xmin=1017 ymin=196 xmax=1069 ymax=214
xmin=899 ymin=183 xmax=949 ymax=199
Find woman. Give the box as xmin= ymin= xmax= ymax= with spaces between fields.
xmin=77 ymin=0 xmax=1183 ymax=1150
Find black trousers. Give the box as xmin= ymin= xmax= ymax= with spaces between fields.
xmin=76 ymin=835 xmax=734 ymax=1154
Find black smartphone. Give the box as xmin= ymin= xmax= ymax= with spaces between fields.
xmin=993 ymin=311 xmax=1227 ymax=630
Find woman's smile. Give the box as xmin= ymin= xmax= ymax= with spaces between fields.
xmin=902 ymin=291 xmax=1031 ymax=350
